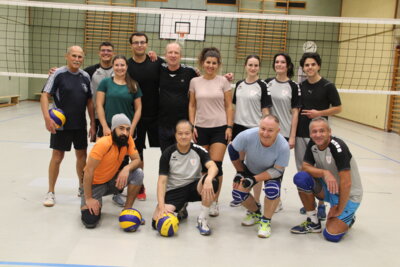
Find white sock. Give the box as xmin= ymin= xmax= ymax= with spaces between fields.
xmin=199 ymin=205 xmax=210 ymax=220
xmin=306 ymin=210 xmax=318 ymax=224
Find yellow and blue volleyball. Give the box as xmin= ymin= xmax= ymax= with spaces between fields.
xmin=48 ymin=108 xmax=66 ymax=128
xmin=156 ymin=213 xmax=179 ymax=237
xmin=119 ymin=208 xmax=142 ymax=232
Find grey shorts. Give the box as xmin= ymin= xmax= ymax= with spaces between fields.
xmin=80 ymin=168 xmax=144 ymax=207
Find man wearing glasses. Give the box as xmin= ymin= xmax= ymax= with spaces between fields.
xmin=127 ymin=32 xmax=164 ymax=201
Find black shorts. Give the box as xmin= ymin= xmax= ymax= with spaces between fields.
xmin=50 ymin=129 xmax=88 ymax=151
xmin=232 ymin=123 xmax=249 ymax=140
xmin=136 ymin=117 xmax=160 ymax=158
xmin=196 ymin=125 xmax=227 ymax=146
xmin=165 ymin=180 xmax=202 ymax=211
xmin=159 ymin=126 xmax=176 ymax=153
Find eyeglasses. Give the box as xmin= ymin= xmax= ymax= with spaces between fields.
xmin=132 ymin=41 xmax=147 ymax=46
xmin=100 ymin=49 xmax=113 ymax=53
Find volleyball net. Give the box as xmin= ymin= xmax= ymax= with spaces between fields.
xmin=0 ymin=0 xmax=399 ymax=95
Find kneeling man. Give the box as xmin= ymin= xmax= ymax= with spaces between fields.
xmin=152 ymin=120 xmax=218 ymax=236
xmin=290 ymin=117 xmax=363 ymax=242
xmin=228 ymin=114 xmax=290 ymax=238
xmin=81 ymin=114 xmax=144 ymax=228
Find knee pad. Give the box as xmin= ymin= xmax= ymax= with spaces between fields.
xmin=81 ymin=209 xmax=101 ymax=229
xmin=323 ymin=228 xmax=346 ymax=243
xmin=215 ymin=161 xmax=223 ymax=176
xmin=201 ymin=174 xmax=219 ymax=193
xmin=293 ymin=171 xmax=314 ymax=193
xmin=263 ymin=180 xmax=281 ymax=200
xmin=128 ymin=168 xmax=144 ymax=186
xmin=232 ymin=189 xmax=249 ymax=204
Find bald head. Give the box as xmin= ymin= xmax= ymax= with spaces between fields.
xmin=165 ymin=42 xmax=182 ymax=70
xmin=65 ymin=45 xmax=84 ymax=72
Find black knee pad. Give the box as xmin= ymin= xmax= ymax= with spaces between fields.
xmin=81 ymin=209 xmax=101 ymax=229
xmin=201 ymin=174 xmax=219 ymax=193
xmin=215 ymin=161 xmax=223 ymax=176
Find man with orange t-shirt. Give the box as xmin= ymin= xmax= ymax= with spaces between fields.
xmin=81 ymin=113 xmax=144 ymax=228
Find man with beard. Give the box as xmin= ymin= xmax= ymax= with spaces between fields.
xmin=80 ymin=114 xmax=144 ymax=228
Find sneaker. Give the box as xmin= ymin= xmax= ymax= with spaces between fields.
xmin=274 ymin=200 xmax=283 ymax=213
xmin=258 ymin=219 xmax=271 ymax=238
xmin=241 ymin=211 xmax=261 ymax=226
xmin=290 ymin=218 xmax=322 ymax=234
xmin=197 ymin=217 xmax=211 ymax=236
xmin=209 ymin=201 xmax=219 ymax=217
xmin=230 ymin=200 xmax=241 ymax=207
xmin=177 ymin=202 xmax=188 ymax=221
xmin=317 ymin=204 xmax=326 ymax=221
xmin=141 ymin=218 xmax=146 ymax=225
xmin=137 ymin=185 xmax=146 ymax=201
xmin=349 ymin=216 xmax=356 ymax=228
xmin=43 ymin=192 xmax=55 ymax=207
xmin=112 ymin=194 xmax=125 ymax=207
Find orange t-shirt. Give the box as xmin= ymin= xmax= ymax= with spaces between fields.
xmin=89 ymin=135 xmax=138 ymax=184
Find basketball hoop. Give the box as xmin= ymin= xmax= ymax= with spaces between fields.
xmin=176 ymin=31 xmax=188 ymax=46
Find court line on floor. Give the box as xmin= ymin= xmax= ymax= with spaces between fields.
xmin=0 ymin=262 xmax=120 ymax=267
xmin=342 ymin=138 xmax=400 ymax=165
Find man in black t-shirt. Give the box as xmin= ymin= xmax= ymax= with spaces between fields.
xmin=158 ymin=42 xmax=198 ymax=152
xmin=127 ymin=32 xmax=164 ymax=201
xmin=152 ymin=120 xmax=218 ymax=236
xmin=294 ymin=52 xmax=342 ymax=219
xmin=40 ymin=46 xmax=95 ymax=207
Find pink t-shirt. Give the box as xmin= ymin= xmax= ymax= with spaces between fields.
xmin=189 ymin=75 xmax=231 ymax=128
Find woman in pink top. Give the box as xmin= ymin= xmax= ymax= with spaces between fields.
xmin=189 ymin=47 xmax=233 ymax=217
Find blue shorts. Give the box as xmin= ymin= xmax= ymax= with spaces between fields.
xmin=322 ymin=183 xmax=360 ymax=226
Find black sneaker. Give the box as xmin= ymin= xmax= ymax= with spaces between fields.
xmin=290 ymin=218 xmax=322 ymax=234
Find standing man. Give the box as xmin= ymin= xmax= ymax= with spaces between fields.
xmin=81 ymin=114 xmax=144 ymax=228
xmin=291 ymin=117 xmax=362 ymax=242
xmin=152 ymin=120 xmax=219 ymax=236
xmin=228 ymin=114 xmax=290 ymax=238
xmin=41 ymin=45 xmax=95 ymax=207
xmin=127 ymin=32 xmax=164 ymax=201
xmin=84 ymin=41 xmax=114 ymax=138
xmin=295 ymin=52 xmax=342 ymax=220
xmin=158 ymin=42 xmax=197 ymax=152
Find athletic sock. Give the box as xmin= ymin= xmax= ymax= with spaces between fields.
xmin=199 ymin=205 xmax=210 ymax=219
xmin=306 ymin=210 xmax=318 ymax=224
xmin=261 ymin=216 xmax=271 ymax=223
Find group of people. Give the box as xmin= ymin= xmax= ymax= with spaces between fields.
xmin=40 ymin=32 xmax=362 ymax=243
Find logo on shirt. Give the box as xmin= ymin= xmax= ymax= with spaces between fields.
xmin=326 ymin=155 xmax=332 ymax=164
xmin=81 ymin=83 xmax=88 ymax=93
xmin=190 ymin=158 xmax=197 ymax=166
xmin=171 ymin=155 xmax=178 ymax=161
xmin=282 ymin=89 xmax=289 ymax=96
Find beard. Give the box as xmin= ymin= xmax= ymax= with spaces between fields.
xmin=112 ymin=130 xmax=128 ymax=148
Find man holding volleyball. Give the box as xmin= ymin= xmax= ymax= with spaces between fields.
xmin=40 ymin=45 xmax=96 ymax=207
xmin=81 ymin=114 xmax=144 ymax=228
xmin=152 ymin=120 xmax=219 ymax=236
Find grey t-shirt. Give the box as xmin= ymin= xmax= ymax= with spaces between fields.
xmin=233 ymin=79 xmax=272 ymax=128
xmin=159 ymin=143 xmax=211 ymax=191
xmin=232 ymin=127 xmax=290 ymax=175
xmin=304 ymin=136 xmax=363 ymax=203
xmin=266 ymin=78 xmax=301 ymax=138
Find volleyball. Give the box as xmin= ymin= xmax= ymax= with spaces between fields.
xmin=48 ymin=108 xmax=66 ymax=128
xmin=156 ymin=213 xmax=179 ymax=237
xmin=119 ymin=208 xmax=142 ymax=232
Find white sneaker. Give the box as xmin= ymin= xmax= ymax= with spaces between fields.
xmin=241 ymin=211 xmax=261 ymax=226
xmin=209 ymin=201 xmax=219 ymax=217
xmin=197 ymin=217 xmax=211 ymax=235
xmin=43 ymin=192 xmax=55 ymax=207
xmin=258 ymin=219 xmax=271 ymax=238
xmin=274 ymin=200 xmax=283 ymax=213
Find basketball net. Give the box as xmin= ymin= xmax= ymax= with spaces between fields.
xmin=176 ymin=32 xmax=188 ymax=46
